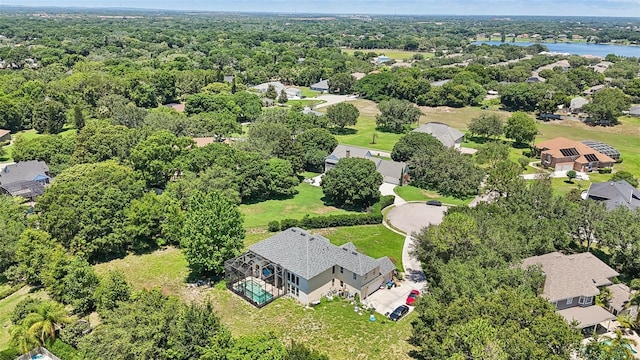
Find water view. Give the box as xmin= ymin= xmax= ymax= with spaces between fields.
xmin=473 ymin=41 xmax=640 ymax=57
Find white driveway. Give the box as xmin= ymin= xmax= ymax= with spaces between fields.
xmin=313 ymin=94 xmax=358 ymax=108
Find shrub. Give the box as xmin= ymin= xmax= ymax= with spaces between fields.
xmin=279 ymin=218 xmax=300 ymax=230
xmin=268 ymin=221 xmax=280 ymax=232
xmin=0 ymin=348 xmax=19 ymax=360
xmin=598 ymin=167 xmax=612 ymax=174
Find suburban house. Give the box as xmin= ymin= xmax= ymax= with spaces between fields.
xmin=606 ymin=283 xmax=638 ymax=318
xmin=225 ymin=227 xmax=396 ymax=307
xmin=0 ymin=129 xmax=10 ymax=142
xmin=591 ymin=61 xmax=613 ymax=74
xmin=373 ymin=55 xmax=391 ymax=65
xmin=584 ymin=180 xmax=640 ymax=211
xmin=252 ymin=82 xmax=302 ymax=99
xmin=0 ymin=160 xmax=51 ymax=200
xmin=629 ymin=105 xmax=640 ymax=117
xmin=412 ymin=122 xmax=464 ymax=148
xmin=584 ymin=84 xmax=605 ymax=96
xmin=310 ymin=79 xmax=329 ymax=92
xmin=570 ymin=96 xmax=589 ymax=113
xmin=535 ymin=137 xmax=615 ymax=172
xmin=324 ymin=144 xmax=409 ymax=185
xmin=522 ymin=252 xmax=619 ymax=330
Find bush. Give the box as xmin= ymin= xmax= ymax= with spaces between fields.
xmin=47 ymin=339 xmax=79 ymax=359
xmin=267 ymin=221 xmax=280 ymax=232
xmin=276 ymin=196 xmax=390 ymax=231
xmin=598 ymin=167 xmax=612 ymax=174
xmin=0 ymin=348 xmax=19 ymax=360
xmin=0 ymin=283 xmax=24 ymax=301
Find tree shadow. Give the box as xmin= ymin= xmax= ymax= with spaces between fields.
xmin=375 ymin=126 xmax=405 ymax=134
xmin=330 ymin=127 xmax=357 ymax=135
xmin=512 ymin=142 xmax=530 ymax=149
xmin=320 ymin=196 xmax=368 ymax=212
xmin=564 ymin=180 xmax=575 ymax=184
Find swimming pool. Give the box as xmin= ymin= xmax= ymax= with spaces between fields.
xmin=603 ymin=340 xmax=638 ymax=354
xmin=234 ymin=279 xmax=273 ymax=305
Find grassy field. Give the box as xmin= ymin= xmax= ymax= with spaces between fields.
xmin=94 ymin=247 xmax=189 ymax=296
xmin=240 ymin=183 xmax=359 ymax=230
xmin=334 ymin=99 xmax=406 ymax=152
xmin=340 ymin=48 xmax=433 ymax=61
xmin=316 ymin=225 xmax=405 ymax=270
xmin=300 ymin=87 xmax=321 ymax=98
xmin=0 ymin=127 xmax=77 ymax=163
xmin=91 ymin=229 xmax=414 ymax=359
xmin=0 ymin=287 xmax=48 ymax=350
xmin=394 ymin=185 xmax=474 ymax=206
xmin=417 ymin=107 xmax=640 ymax=178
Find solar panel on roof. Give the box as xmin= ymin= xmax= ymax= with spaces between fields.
xmin=559 ymin=148 xmax=579 ymax=157
xmin=584 ymin=154 xmax=599 ymax=162
xmin=581 ymin=140 xmax=621 ymax=160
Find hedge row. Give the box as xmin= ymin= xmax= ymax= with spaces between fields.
xmin=268 ymin=195 xmax=395 ymax=232
xmin=0 ymin=283 xmax=24 ymax=301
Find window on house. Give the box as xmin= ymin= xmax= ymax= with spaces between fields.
xmin=295 ymin=288 xmax=299 ymax=297
xmin=585 ymin=296 xmax=593 ymax=305
xmin=340 ymin=280 xmax=344 ymax=287
xmin=566 ymin=298 xmax=573 ymax=305
xmin=332 ymin=266 xmax=335 ymax=274
xmin=353 ymin=273 xmax=356 ymax=280
xmin=295 ymin=276 xmax=299 ymax=286
xmin=340 ymin=267 xmax=344 ymax=273
xmin=578 ymin=296 xmax=584 ymax=305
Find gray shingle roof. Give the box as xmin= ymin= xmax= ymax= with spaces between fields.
xmin=606 ymin=283 xmax=631 ymax=313
xmin=521 ymin=252 xmax=619 ymax=302
xmin=248 ymin=228 xmax=390 ymax=280
xmin=570 ymin=96 xmax=589 ymax=110
xmin=586 ymin=180 xmax=640 ymax=211
xmin=412 ymin=122 xmax=464 ymax=148
xmin=0 ymin=180 xmax=44 ymax=198
xmin=0 ymin=161 xmax=50 ymax=185
xmin=329 ymin=144 xmax=372 ymax=159
xmin=310 ymin=79 xmax=329 ymax=90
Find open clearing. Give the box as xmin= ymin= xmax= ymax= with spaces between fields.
xmin=92 ymin=224 xmax=414 ymax=360
xmin=239 ymin=183 xmax=359 ymax=230
xmin=340 ymin=48 xmax=433 ymax=61
xmin=394 ymin=185 xmax=474 ymax=206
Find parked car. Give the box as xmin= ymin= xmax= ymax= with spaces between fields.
xmin=426 ymin=200 xmax=442 ymax=206
xmin=389 ymin=305 xmax=410 ymax=321
xmin=406 ymin=289 xmax=420 ymax=306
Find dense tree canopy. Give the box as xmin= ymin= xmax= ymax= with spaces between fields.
xmin=326 ymin=102 xmax=359 ymax=130
xmin=410 ymin=148 xmax=485 ymax=198
xmin=376 ymin=99 xmax=422 ymax=133
xmin=391 ymin=131 xmax=444 ymax=162
xmin=321 ymin=157 xmax=383 ymax=208
xmin=504 ymin=111 xmax=538 ymax=145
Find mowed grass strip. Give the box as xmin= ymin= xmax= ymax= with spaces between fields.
xmin=0 ymin=287 xmax=48 ymax=350
xmin=239 ymin=183 xmax=358 ymax=230
xmin=394 ymin=185 xmax=474 ymax=206
xmin=340 ymin=48 xmax=432 ymax=61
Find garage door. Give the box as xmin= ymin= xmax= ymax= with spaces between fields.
xmin=555 ymin=163 xmax=574 ymax=171
xmin=363 ymin=276 xmax=385 ymax=299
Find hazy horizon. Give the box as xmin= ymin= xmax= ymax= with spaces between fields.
xmin=4 ymin=0 xmax=640 ymax=18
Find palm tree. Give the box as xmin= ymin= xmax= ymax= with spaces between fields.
xmin=10 ymin=324 xmax=37 ymax=354
xmin=24 ymin=301 xmax=71 ymax=346
xmin=604 ymin=329 xmax=638 ymax=359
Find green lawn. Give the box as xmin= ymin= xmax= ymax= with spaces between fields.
xmin=394 ymin=185 xmax=474 ymax=206
xmin=92 ymin=230 xmax=414 ymax=359
xmin=0 ymin=286 xmax=48 ymax=350
xmin=300 ymin=87 xmax=321 ymax=98
xmin=240 ymin=183 xmax=359 ymax=230
xmin=314 ymin=225 xmax=405 ymax=271
xmin=0 ymin=127 xmax=77 ymax=163
xmin=93 ymin=247 xmax=189 ymax=296
xmin=333 ymin=100 xmax=406 ymax=151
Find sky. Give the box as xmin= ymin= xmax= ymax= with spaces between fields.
xmin=3 ymin=0 xmax=640 ymax=17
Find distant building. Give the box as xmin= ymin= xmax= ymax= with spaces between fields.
xmin=569 ymin=96 xmax=589 ymax=113
xmin=324 ymin=145 xmax=409 ymax=185
xmin=628 ymin=105 xmax=640 ymax=117
xmin=584 ymin=84 xmax=605 ymax=96
xmin=252 ymin=82 xmax=302 ymax=99
xmin=535 ymin=137 xmax=615 ymax=172
xmin=585 ymin=180 xmax=640 ymax=211
xmin=0 ymin=129 xmax=10 ymax=142
xmin=351 ymin=72 xmax=366 ymax=80
xmin=412 ymin=122 xmax=464 ymax=148
xmin=373 ymin=55 xmax=391 ymax=65
xmin=310 ymin=79 xmax=329 ymax=92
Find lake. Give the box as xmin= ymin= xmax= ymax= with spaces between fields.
xmin=472 ymin=41 xmax=640 ymax=58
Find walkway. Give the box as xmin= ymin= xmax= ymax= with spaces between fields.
xmin=313 ymin=94 xmax=358 ymax=108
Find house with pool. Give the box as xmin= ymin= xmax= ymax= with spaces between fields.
xmin=224 ymin=227 xmax=396 ymax=307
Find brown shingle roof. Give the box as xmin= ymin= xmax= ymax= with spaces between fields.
xmin=535 ymin=137 xmax=615 ymax=164
xmin=0 ymin=129 xmax=10 ymax=138
xmin=522 ymin=252 xmax=619 ymax=302
xmin=192 ymin=137 xmax=215 ymax=147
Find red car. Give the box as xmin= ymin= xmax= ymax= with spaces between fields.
xmin=406 ymin=289 xmax=420 ymax=306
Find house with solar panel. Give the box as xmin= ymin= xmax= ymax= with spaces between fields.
xmin=535 ymin=137 xmax=615 ymax=173
xmin=0 ymin=160 xmax=51 ymax=201
xmin=224 ymin=227 xmax=396 ymax=307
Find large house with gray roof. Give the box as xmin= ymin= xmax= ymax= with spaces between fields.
xmin=522 ymin=252 xmax=619 ymax=330
xmin=412 ymin=122 xmax=464 ymax=148
xmin=225 ymin=227 xmax=395 ymax=307
xmin=584 ymin=180 xmax=640 ymax=211
xmin=324 ymin=144 xmax=409 ymax=185
xmin=0 ymin=160 xmax=51 ymax=200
